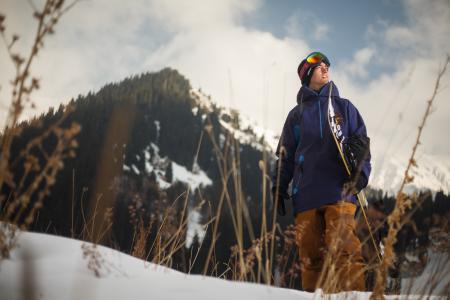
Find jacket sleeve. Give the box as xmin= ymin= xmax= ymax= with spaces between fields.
xmin=272 ymin=108 xmax=299 ymax=193
xmin=347 ymin=101 xmax=371 ymax=187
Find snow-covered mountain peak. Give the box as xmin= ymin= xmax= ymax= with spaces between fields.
xmin=190 ymin=88 xmax=214 ymax=113
xmin=370 ymin=153 xmax=450 ymax=196
xmin=190 ymin=88 xmax=279 ymax=152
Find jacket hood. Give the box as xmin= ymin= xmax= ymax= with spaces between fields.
xmin=297 ymin=81 xmax=340 ymax=105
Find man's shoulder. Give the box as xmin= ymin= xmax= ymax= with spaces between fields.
xmin=332 ymin=96 xmax=351 ymax=111
xmin=287 ymin=104 xmax=302 ymax=119
xmin=335 ymin=96 xmax=359 ymax=111
xmin=335 ymin=95 xmax=351 ymax=104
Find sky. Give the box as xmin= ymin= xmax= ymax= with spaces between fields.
xmin=1 ymin=0 xmax=450 ymax=169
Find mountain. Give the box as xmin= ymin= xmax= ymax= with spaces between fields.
xmin=4 ymin=68 xmax=286 ymax=278
xmin=3 ymin=68 xmax=449 ymax=289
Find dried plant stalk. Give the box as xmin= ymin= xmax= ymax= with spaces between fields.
xmin=371 ymin=56 xmax=450 ymax=299
xmin=0 ymin=0 xmax=79 ymax=260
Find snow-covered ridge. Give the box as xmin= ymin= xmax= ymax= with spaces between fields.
xmin=123 ymin=141 xmax=212 ymax=191
xmin=190 ymin=89 xmax=213 ymax=113
xmin=190 ymin=88 xmax=279 ymax=152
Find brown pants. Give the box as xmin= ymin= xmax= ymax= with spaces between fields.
xmin=295 ymin=201 xmax=366 ymax=292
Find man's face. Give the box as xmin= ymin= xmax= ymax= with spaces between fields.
xmin=310 ymin=62 xmax=329 ymax=89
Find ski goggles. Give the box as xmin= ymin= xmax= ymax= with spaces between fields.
xmin=305 ymin=52 xmax=330 ymax=66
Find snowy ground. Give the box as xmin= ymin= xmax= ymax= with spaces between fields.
xmin=0 ymin=228 xmax=446 ymax=300
xmin=401 ymin=250 xmax=450 ymax=296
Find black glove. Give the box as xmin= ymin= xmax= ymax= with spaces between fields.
xmin=354 ymin=173 xmax=368 ymax=194
xmin=342 ymin=135 xmax=369 ymax=195
xmin=342 ymin=135 xmax=370 ymax=176
xmin=343 ymin=172 xmax=368 ymax=195
xmin=271 ymin=186 xmax=289 ymax=216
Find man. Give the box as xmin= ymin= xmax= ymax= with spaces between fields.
xmin=271 ymin=51 xmax=371 ymax=292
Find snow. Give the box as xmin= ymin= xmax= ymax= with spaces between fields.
xmin=219 ymin=119 xmax=267 ymax=151
xmin=404 ymin=252 xmax=421 ymax=263
xmin=171 ymin=161 xmax=212 ymax=191
xmin=123 ymin=142 xmax=212 ymax=191
xmin=3 ymin=227 xmax=443 ymax=300
xmin=154 ymin=120 xmax=161 ymax=141
xmin=191 ymin=88 xmax=277 ymax=152
xmin=1 ymin=229 xmax=315 ymax=300
xmin=190 ymin=89 xmax=213 ymax=113
xmin=147 ymin=142 xmax=212 ymax=191
xmin=401 ymin=250 xmax=450 ymax=296
xmin=370 ymin=153 xmax=450 ymax=196
xmin=147 ymin=143 xmax=171 ymax=188
xmin=131 ymin=164 xmax=140 ymax=175
xmin=185 ymin=210 xmax=206 ymax=248
xmin=192 ymin=160 xmax=201 ymax=174
xmin=144 ymin=155 xmax=153 ymax=173
xmin=238 ymin=113 xmax=279 ymax=151
xmin=156 ymin=176 xmax=171 ymax=189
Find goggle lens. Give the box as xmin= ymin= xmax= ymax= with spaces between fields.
xmin=306 ymin=52 xmax=326 ymax=64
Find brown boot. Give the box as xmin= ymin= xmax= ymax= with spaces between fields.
xmin=323 ymin=201 xmax=366 ymax=291
xmin=295 ymin=202 xmax=366 ymax=292
xmin=295 ymin=208 xmax=326 ymax=292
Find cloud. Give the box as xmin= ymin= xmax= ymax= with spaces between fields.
xmin=284 ymin=10 xmax=330 ymax=41
xmin=313 ymin=24 xmax=330 ymax=41
xmin=1 ymin=0 xmax=310 ymax=134
xmin=142 ymin=24 xmax=309 ymax=132
xmin=367 ymin=0 xmax=450 ymax=62
xmin=0 ymin=0 xmax=154 ymax=122
xmin=147 ymin=0 xmax=262 ymax=32
xmin=339 ymin=47 xmax=376 ymax=78
xmin=384 ymin=25 xmax=417 ymax=48
xmin=385 ymin=0 xmax=450 ymax=55
xmin=329 ymin=0 xmax=450 ymax=164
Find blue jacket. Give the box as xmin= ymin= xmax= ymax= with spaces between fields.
xmin=272 ymin=81 xmax=371 ymax=214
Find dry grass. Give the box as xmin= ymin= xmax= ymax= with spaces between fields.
xmin=130 ymin=217 xmax=153 ymax=260
xmin=1 ymin=2 xmax=449 ymax=299
xmin=0 ymin=0 xmax=80 ymax=260
xmin=371 ymin=56 xmax=450 ymax=300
